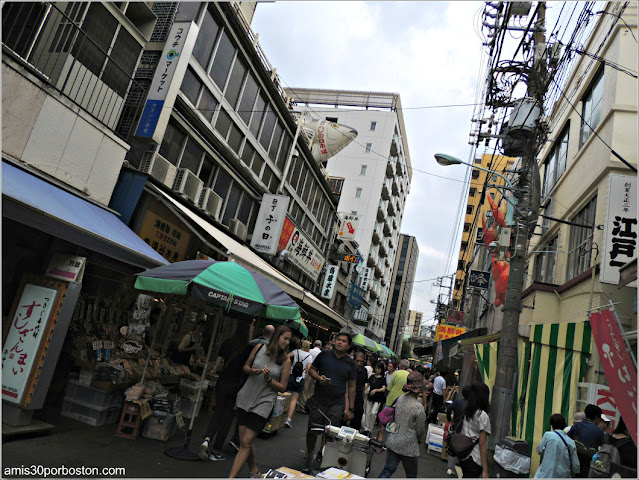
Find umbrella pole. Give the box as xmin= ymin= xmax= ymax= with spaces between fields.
xmin=165 ymin=307 xmax=223 ymax=461
xmin=140 ymin=307 xmax=164 ymax=385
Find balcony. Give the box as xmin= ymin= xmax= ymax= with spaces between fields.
xmin=390 ymin=135 xmax=399 ymax=156
xmin=381 ymin=181 xmax=390 ymax=200
xmin=391 ymin=178 xmax=400 ymax=196
xmin=372 ymin=224 xmax=383 ymax=245
xmin=386 ymin=157 xmax=396 ymax=178
xmin=374 ymin=264 xmax=383 ymax=278
xmin=387 ymin=201 xmax=396 ymax=217
xmin=377 ymin=200 xmax=388 ymax=222
xmin=379 ymin=242 xmax=388 ymax=258
xmin=383 ymin=221 xmax=391 ymax=237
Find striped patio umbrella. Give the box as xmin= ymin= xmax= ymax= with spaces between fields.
xmin=379 ymin=344 xmax=393 ymax=358
xmin=352 ymin=333 xmax=378 ymax=353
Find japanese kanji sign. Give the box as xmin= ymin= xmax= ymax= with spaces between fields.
xmin=139 ymin=210 xmax=191 ymax=262
xmin=321 ymin=265 xmax=339 ymax=300
xmin=589 ymin=309 xmax=637 ymax=445
xmin=338 ymin=213 xmax=360 ymax=241
xmin=2 ymin=284 xmax=57 ymax=404
xmin=135 ymin=21 xmax=199 ymax=143
xmin=446 ymin=310 xmax=465 ymax=326
xmin=468 ymin=270 xmax=490 ymax=289
xmin=250 ymin=194 xmax=289 ymax=255
xmin=45 ymin=254 xmax=86 ymax=283
xmin=358 ymin=267 xmax=372 ymax=290
xmin=278 ymin=217 xmax=325 ymax=281
xmin=435 ymin=324 xmax=466 ymax=341
xmin=601 ymin=174 xmax=637 ymax=285
xmin=348 ymin=282 xmax=366 ymax=309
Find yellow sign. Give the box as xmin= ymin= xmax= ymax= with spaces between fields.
xmin=139 ymin=211 xmax=191 ymax=262
xmin=435 ymin=324 xmax=466 ymax=341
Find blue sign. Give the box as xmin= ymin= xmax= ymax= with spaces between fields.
xmin=135 ymin=99 xmax=164 ymax=138
xmin=348 ymin=283 xmax=365 ymax=309
xmin=468 ymin=270 xmax=490 ymax=289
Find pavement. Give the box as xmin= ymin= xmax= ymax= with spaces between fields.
xmin=2 ymin=405 xmax=451 ymax=478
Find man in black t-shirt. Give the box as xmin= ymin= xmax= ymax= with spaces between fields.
xmin=304 ymin=332 xmax=356 ymax=472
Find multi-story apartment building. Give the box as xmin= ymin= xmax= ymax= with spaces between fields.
xmin=406 ymin=310 xmax=424 ymax=338
xmin=285 ymin=89 xmax=412 ymax=341
xmin=384 ymin=234 xmax=419 ymax=352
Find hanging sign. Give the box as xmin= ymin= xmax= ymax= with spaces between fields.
xmin=359 ymin=267 xmax=372 ymax=290
xmin=45 ymin=254 xmax=86 ymax=283
xmin=2 ymin=284 xmax=57 ymax=404
xmin=340 ymin=253 xmax=361 ymax=264
xmin=435 ymin=324 xmax=466 ymax=341
xmin=338 ymin=213 xmax=360 ymax=241
xmin=468 ymin=270 xmax=490 ymax=289
xmin=589 ymin=309 xmax=637 ymax=445
xmin=250 ymin=194 xmax=290 ymax=255
xmin=601 ymin=175 xmax=637 ymax=285
xmin=321 ymin=265 xmax=339 ymax=300
xmin=347 ymin=283 xmax=365 ymax=309
xmin=278 ymin=217 xmax=324 ymax=281
xmin=446 ymin=310 xmax=465 ymax=326
xmin=135 ymin=21 xmax=199 ymax=143
xmin=139 ymin=210 xmax=191 ymax=262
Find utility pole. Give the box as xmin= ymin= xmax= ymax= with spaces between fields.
xmin=490 ymin=2 xmax=547 ymax=446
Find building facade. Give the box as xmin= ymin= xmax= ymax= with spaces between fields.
xmin=285 ymin=89 xmax=412 ymax=340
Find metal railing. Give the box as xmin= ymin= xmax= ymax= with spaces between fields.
xmin=2 ymin=2 xmax=145 ymax=139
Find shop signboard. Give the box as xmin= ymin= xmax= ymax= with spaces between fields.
xmin=250 ymin=194 xmax=289 ymax=255
xmin=338 ymin=213 xmax=360 ymax=241
xmin=601 ymin=174 xmax=637 ymax=285
xmin=589 ymin=308 xmax=637 ymax=444
xmin=446 ymin=310 xmax=464 ymax=326
xmin=577 ymin=382 xmax=621 ymax=434
xmin=278 ymin=217 xmax=324 ymax=281
xmin=339 ymin=253 xmax=361 ymax=264
xmin=320 ymin=265 xmax=339 ymax=300
xmin=347 ymin=283 xmax=365 ymax=309
xmin=2 ymin=284 xmax=57 ymax=404
xmin=135 ymin=21 xmax=199 ymax=143
xmin=435 ymin=324 xmax=466 ymax=341
xmin=468 ymin=270 xmax=490 ymax=289
xmin=139 ymin=210 xmax=191 ymax=262
xmin=45 ymin=254 xmax=86 ymax=283
xmin=359 ymin=267 xmax=372 ymax=290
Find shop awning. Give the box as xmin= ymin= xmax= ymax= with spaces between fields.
xmin=150 ymin=186 xmax=355 ymax=330
xmin=2 ymin=161 xmax=167 ymax=268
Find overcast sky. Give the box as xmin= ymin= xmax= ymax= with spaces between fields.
xmin=252 ymin=1 xmax=486 ymax=327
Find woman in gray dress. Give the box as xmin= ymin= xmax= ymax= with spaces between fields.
xmin=229 ymin=325 xmax=292 ymax=478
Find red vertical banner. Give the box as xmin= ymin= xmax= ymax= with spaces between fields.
xmin=589 ymin=309 xmax=637 ymax=445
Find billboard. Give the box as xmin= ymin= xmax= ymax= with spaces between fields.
xmin=321 ymin=265 xmax=339 ymax=300
xmin=250 ymin=194 xmax=290 ymax=255
xmin=278 ymin=217 xmax=324 ymax=281
xmin=435 ymin=324 xmax=466 ymax=341
xmin=338 ymin=213 xmax=360 ymax=241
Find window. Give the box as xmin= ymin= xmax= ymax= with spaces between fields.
xmin=209 ymin=29 xmax=235 ymax=90
xmin=181 ymin=67 xmax=201 ymax=105
xmin=370 ymin=121 xmax=377 ymax=131
xmin=214 ymin=109 xmax=232 ymax=138
xmin=222 ymin=183 xmax=242 ymax=225
xmin=159 ymin=121 xmax=186 ymax=165
xmin=543 ymin=124 xmax=569 ymax=197
xmin=175 ymin=2 xmax=200 ymax=21
xmin=580 ymin=68 xmax=604 ymax=148
xmin=469 ymin=187 xmax=477 ymax=197
xmin=72 ymin=4 xmax=117 ymax=78
xmin=463 ymin=223 xmax=470 ymax=232
xmin=227 ymin=124 xmax=243 ymax=154
xmin=457 ymin=260 xmax=464 ymax=271
xmin=224 ymin=57 xmax=247 ymax=108
xmin=466 ymin=205 xmax=473 ymax=215
xmin=240 ymin=142 xmax=255 ymax=167
xmin=237 ymin=73 xmax=259 ymax=125
xmin=197 ymin=87 xmax=218 ymax=121
xmin=471 ymin=170 xmax=480 ymax=179
xmin=326 ymin=117 xmax=338 ymax=123
xmin=193 ymin=8 xmax=220 ymax=68
xmin=178 ymin=137 xmax=204 ymax=173
xmin=360 ymin=165 xmax=367 ymax=175
xmin=259 ymin=106 xmax=276 ymax=150
xmin=365 ymin=143 xmax=372 ymax=153
xmin=351 ymin=210 xmax=358 ymax=215
xmin=355 ymin=188 xmax=363 ymax=198
xmin=474 ymin=157 xmax=483 ymax=164
xmin=533 ymin=236 xmax=557 ymax=283
xmin=566 ymin=196 xmax=597 ymax=280
xmin=103 ymin=27 xmax=141 ymax=96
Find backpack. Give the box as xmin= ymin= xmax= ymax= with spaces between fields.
xmin=589 ymin=438 xmax=637 ymax=478
xmin=291 ymin=351 xmax=308 ymax=382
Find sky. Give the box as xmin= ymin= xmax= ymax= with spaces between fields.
xmin=252 ymin=1 xmax=487 ymax=328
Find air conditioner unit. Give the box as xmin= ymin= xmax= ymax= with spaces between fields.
xmin=140 ymin=151 xmax=177 ymax=188
xmin=198 ymin=188 xmax=223 ymax=220
xmin=229 ymin=219 xmax=248 ymax=241
xmin=173 ymin=168 xmax=203 ymax=204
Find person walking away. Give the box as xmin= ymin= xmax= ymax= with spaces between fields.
xmin=298 ymin=340 xmax=323 ymax=411
xmin=377 ymin=371 xmax=427 ymax=478
xmin=229 ymin=325 xmax=292 ymax=478
xmin=568 ymin=404 xmax=605 ymax=477
xmin=564 ymin=412 xmax=586 ymax=433
xmin=249 ymin=324 xmax=274 ymax=347
xmin=350 ymin=351 xmax=368 ymax=431
xmin=363 ymin=361 xmax=386 ymax=441
xmin=595 ymin=417 xmax=636 ymax=477
xmin=285 ymin=338 xmax=312 ymax=428
xmin=199 ymin=321 xmax=250 ymax=461
xmin=445 ymin=385 xmax=470 ymax=476
xmin=534 ymin=413 xmax=580 ymax=478
xmin=429 ymin=369 xmax=447 ymax=423
xmin=303 ymin=332 xmax=356 ymax=473
xmin=459 ymin=383 xmax=491 ymax=478
xmin=171 ymin=319 xmax=205 ymax=367
xmin=385 ymin=359 xmax=410 ymax=408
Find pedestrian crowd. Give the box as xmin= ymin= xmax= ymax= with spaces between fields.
xmin=196 ymin=320 xmax=636 ymax=479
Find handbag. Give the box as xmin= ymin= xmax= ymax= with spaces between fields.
xmin=446 ymin=416 xmax=479 ymax=460
xmin=554 ymin=431 xmax=575 ymax=477
xmin=378 ymin=397 xmax=398 ymax=425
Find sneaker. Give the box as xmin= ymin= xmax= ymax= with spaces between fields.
xmin=249 ymin=469 xmax=261 ymax=478
xmin=198 ymin=440 xmax=209 ymax=461
xmin=208 ymin=452 xmax=226 ymax=461
xmin=315 ymin=450 xmax=323 ymax=463
xmin=285 ymin=418 xmax=292 ymax=428
xmin=302 ymin=457 xmax=314 ymax=475
xmin=229 ymin=439 xmax=240 ymax=452
xmin=447 ymin=469 xmax=456 ymax=477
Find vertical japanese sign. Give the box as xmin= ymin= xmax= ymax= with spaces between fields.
xmin=589 ymin=309 xmax=637 ymax=445
xmin=321 ymin=265 xmax=339 ymax=300
xmin=338 ymin=213 xmax=360 ymax=241
xmin=250 ymin=194 xmax=290 ymax=255
xmin=359 ymin=267 xmax=372 ymax=290
xmin=135 ymin=21 xmax=199 ymax=143
xmin=278 ymin=217 xmax=325 ymax=281
xmin=2 ymin=284 xmax=57 ymax=404
xmin=601 ymin=175 xmax=637 ymax=285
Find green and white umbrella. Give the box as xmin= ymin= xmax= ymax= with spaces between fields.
xmin=352 ymin=333 xmax=378 ymax=353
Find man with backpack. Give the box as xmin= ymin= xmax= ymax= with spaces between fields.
xmin=589 ymin=417 xmax=637 ymax=478
xmin=568 ymin=404 xmax=605 ymax=477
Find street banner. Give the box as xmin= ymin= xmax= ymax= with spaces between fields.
xmin=250 ymin=194 xmax=290 ymax=255
xmin=338 ymin=213 xmax=360 ymax=241
xmin=320 ymin=265 xmax=338 ymax=300
xmin=601 ymin=174 xmax=637 ymax=285
xmin=469 ymin=270 xmax=491 ymax=289
xmin=435 ymin=324 xmax=466 ymax=341
xmin=589 ymin=309 xmax=637 ymax=445
xmin=278 ymin=217 xmax=324 ymax=281
xmin=446 ymin=310 xmax=464 ymax=326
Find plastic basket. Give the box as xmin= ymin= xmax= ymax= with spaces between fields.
xmin=61 ymin=397 xmax=121 ymax=426
xmin=65 ymin=378 xmax=123 ymax=409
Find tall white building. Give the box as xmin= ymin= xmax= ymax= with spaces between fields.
xmin=285 ymin=89 xmax=412 ymax=341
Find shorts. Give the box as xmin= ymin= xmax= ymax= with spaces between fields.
xmin=287 ymin=376 xmax=305 ymax=394
xmin=236 ymin=407 xmax=269 ymax=433
xmin=306 ymin=396 xmax=344 ymax=435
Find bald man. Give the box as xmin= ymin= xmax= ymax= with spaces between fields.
xmin=249 ymin=324 xmax=274 ymax=346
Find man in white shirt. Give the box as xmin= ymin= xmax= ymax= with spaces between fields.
xmin=428 ymin=370 xmax=447 ymax=423
xmin=309 ymin=340 xmax=322 ymax=361
xmin=299 ymin=340 xmax=323 ymax=411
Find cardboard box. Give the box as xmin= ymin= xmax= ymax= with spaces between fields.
xmin=263 ymin=392 xmax=292 ymax=433
xmin=441 ymin=439 xmax=449 ymax=460
xmin=438 ymin=413 xmax=448 ymax=425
